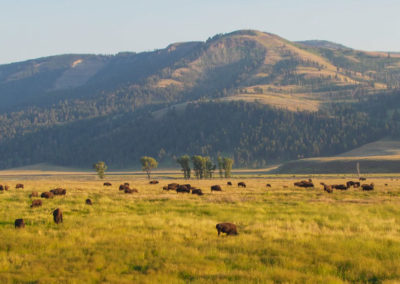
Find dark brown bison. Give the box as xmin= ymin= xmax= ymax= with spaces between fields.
xmin=183 ymin=184 xmax=192 ymax=189
xmin=15 ymin=184 xmax=24 ymax=189
xmin=191 ymin=188 xmax=203 ymax=196
xmin=346 ymin=181 xmax=360 ymax=188
xmin=31 ymin=199 xmax=42 ymax=208
xmin=238 ymin=182 xmax=246 ymax=188
xmin=41 ymin=192 xmax=54 ymax=199
xmin=177 ymin=185 xmax=190 ymax=193
xmin=167 ymin=183 xmax=179 ymax=190
xmin=149 ymin=180 xmax=159 ymax=184
xmin=332 ymin=184 xmax=348 ymax=190
xmin=362 ymin=183 xmax=374 ymax=191
xmin=53 ymin=208 xmax=63 ymax=224
xmin=0 ymin=185 xmax=3 ymax=191
xmin=15 ymin=219 xmax=25 ymax=228
xmin=85 ymin=199 xmax=93 ymax=205
xmin=4 ymin=185 xmax=9 ymax=191
xmin=211 ymin=185 xmax=222 ymax=192
xmin=294 ymin=181 xmax=314 ymax=188
xmin=266 ymin=184 xmax=271 ymax=188
xmin=359 ymin=177 xmax=367 ymax=181
xmin=50 ymin=188 xmax=66 ymax=196
xmin=216 ymin=223 xmax=238 ymax=236
xmin=29 ymin=192 xmax=39 ymax=198
xmin=103 ymin=182 xmax=112 ymax=186
xmin=124 ymin=188 xmax=138 ymax=194
xmin=227 ymin=181 xmax=232 ymax=186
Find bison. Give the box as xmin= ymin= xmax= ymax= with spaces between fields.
xmin=167 ymin=183 xmax=179 ymax=190
xmin=29 ymin=192 xmax=39 ymax=198
xmin=216 ymin=223 xmax=238 ymax=236
xmin=0 ymin=185 xmax=3 ymax=191
xmin=124 ymin=188 xmax=138 ymax=194
xmin=53 ymin=208 xmax=63 ymax=224
xmin=362 ymin=183 xmax=374 ymax=191
xmin=15 ymin=184 xmax=24 ymax=189
xmin=320 ymin=183 xmax=333 ymax=193
xmin=31 ymin=199 xmax=42 ymax=208
xmin=359 ymin=177 xmax=367 ymax=181
xmin=103 ymin=182 xmax=112 ymax=186
xmin=177 ymin=185 xmax=190 ymax=193
xmin=227 ymin=181 xmax=232 ymax=186
xmin=4 ymin=185 xmax=9 ymax=191
xmin=266 ymin=184 xmax=271 ymax=188
xmin=211 ymin=185 xmax=222 ymax=192
xmin=15 ymin=219 xmax=25 ymax=228
xmin=50 ymin=188 xmax=66 ymax=196
xmin=333 ymin=184 xmax=348 ymax=190
xmin=191 ymin=188 xmax=203 ymax=196
xmin=238 ymin=182 xmax=246 ymax=188
xmin=85 ymin=199 xmax=93 ymax=205
xmin=149 ymin=180 xmax=159 ymax=184
xmin=294 ymin=181 xmax=314 ymax=188
xmin=41 ymin=192 xmax=54 ymax=199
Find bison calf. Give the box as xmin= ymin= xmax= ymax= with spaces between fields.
xmin=31 ymin=199 xmax=42 ymax=208
xmin=15 ymin=219 xmax=25 ymax=228
xmin=216 ymin=223 xmax=238 ymax=236
xmin=53 ymin=208 xmax=63 ymax=224
xmin=15 ymin=184 xmax=24 ymax=189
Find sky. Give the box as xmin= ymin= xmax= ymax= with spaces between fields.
xmin=1 ymin=0 xmax=399 ymax=64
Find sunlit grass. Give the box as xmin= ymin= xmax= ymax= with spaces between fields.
xmin=0 ymin=176 xmax=399 ymax=282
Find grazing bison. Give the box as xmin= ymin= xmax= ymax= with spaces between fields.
xmin=211 ymin=185 xmax=222 ymax=192
xmin=15 ymin=184 xmax=24 ymax=189
xmin=4 ymin=185 xmax=9 ymax=191
xmin=359 ymin=177 xmax=367 ymax=181
xmin=53 ymin=208 xmax=63 ymax=224
xmin=216 ymin=223 xmax=238 ymax=236
xmin=362 ymin=183 xmax=374 ymax=191
xmin=85 ymin=199 xmax=93 ymax=205
xmin=333 ymin=184 xmax=348 ymax=190
xmin=177 ymin=185 xmax=190 ymax=193
xmin=50 ymin=188 xmax=66 ymax=196
xmin=167 ymin=183 xmax=179 ymax=190
xmin=103 ymin=182 xmax=112 ymax=186
xmin=266 ymin=184 xmax=271 ymax=188
xmin=294 ymin=181 xmax=314 ymax=188
xmin=41 ymin=192 xmax=54 ymax=199
xmin=238 ymin=182 xmax=246 ymax=188
xmin=29 ymin=192 xmax=39 ymax=198
xmin=124 ymin=188 xmax=138 ymax=194
xmin=149 ymin=180 xmax=159 ymax=184
xmin=0 ymin=185 xmax=3 ymax=191
xmin=31 ymin=199 xmax=42 ymax=208
xmin=227 ymin=181 xmax=232 ymax=186
xmin=15 ymin=219 xmax=25 ymax=228
xmin=191 ymin=188 xmax=203 ymax=196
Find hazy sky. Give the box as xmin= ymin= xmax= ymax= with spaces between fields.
xmin=1 ymin=0 xmax=399 ymax=64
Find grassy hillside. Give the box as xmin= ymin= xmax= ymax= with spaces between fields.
xmin=0 ymin=175 xmax=399 ymax=282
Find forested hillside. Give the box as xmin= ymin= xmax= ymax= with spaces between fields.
xmin=1 ymin=30 xmax=400 ymax=169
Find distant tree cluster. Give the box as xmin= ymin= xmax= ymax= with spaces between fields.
xmin=176 ymin=155 xmax=233 ymax=179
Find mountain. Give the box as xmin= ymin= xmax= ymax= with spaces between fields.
xmin=1 ymin=30 xmax=400 ymax=170
xmin=296 ymin=40 xmax=350 ymax=50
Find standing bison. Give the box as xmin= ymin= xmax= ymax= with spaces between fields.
xmin=53 ymin=208 xmax=63 ymax=224
xmin=31 ymin=200 xmax=42 ymax=208
xmin=216 ymin=223 xmax=238 ymax=236
xmin=15 ymin=219 xmax=25 ymax=228
xmin=211 ymin=185 xmax=222 ymax=192
xmin=238 ymin=182 xmax=246 ymax=188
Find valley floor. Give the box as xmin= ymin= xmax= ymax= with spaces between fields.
xmin=0 ymin=174 xmax=399 ymax=283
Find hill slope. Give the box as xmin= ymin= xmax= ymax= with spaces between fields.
xmin=1 ymin=30 xmax=400 ymax=169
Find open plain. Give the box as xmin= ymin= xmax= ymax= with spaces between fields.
xmin=0 ymin=172 xmax=400 ymax=283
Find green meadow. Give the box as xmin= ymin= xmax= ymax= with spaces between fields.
xmin=0 ymin=175 xmax=399 ymax=283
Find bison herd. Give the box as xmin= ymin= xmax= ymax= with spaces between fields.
xmin=4 ymin=176 xmax=384 ymax=236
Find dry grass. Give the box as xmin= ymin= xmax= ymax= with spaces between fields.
xmin=0 ymin=173 xmax=399 ymax=283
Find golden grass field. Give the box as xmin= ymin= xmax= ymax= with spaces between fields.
xmin=0 ymin=172 xmax=400 ymax=283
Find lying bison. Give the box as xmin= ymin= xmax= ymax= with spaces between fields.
xmin=294 ymin=181 xmax=314 ymax=188
xmin=50 ymin=188 xmax=66 ymax=196
xmin=211 ymin=185 xmax=222 ymax=192
xmin=332 ymin=184 xmax=348 ymax=190
xmin=266 ymin=184 xmax=271 ymax=188
xmin=124 ymin=188 xmax=138 ymax=194
xmin=191 ymin=188 xmax=203 ymax=196
xmin=86 ymin=199 xmax=93 ymax=205
xmin=216 ymin=223 xmax=238 ymax=236
xmin=41 ymin=192 xmax=54 ymax=199
xmin=362 ymin=183 xmax=374 ymax=191
xmin=103 ymin=182 xmax=112 ymax=186
xmin=227 ymin=181 xmax=232 ymax=186
xmin=31 ymin=199 xmax=42 ymax=208
xmin=177 ymin=185 xmax=190 ymax=193
xmin=149 ymin=180 xmax=159 ymax=184
xmin=53 ymin=208 xmax=63 ymax=224
xmin=15 ymin=184 xmax=24 ymax=189
xmin=15 ymin=219 xmax=25 ymax=228
xmin=238 ymin=182 xmax=246 ymax=188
